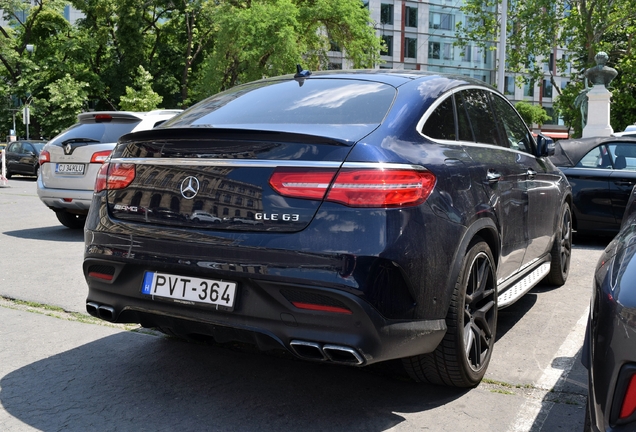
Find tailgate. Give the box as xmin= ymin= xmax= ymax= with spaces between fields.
xmin=105 ymin=128 xmax=357 ymax=232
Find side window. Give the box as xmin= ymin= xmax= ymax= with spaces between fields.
xmin=576 ymin=145 xmax=612 ymax=168
xmin=454 ymin=93 xmax=474 ymax=142
xmin=455 ymin=89 xmax=501 ymax=146
xmin=608 ymin=143 xmax=636 ymax=171
xmin=422 ymin=96 xmax=456 ymax=140
xmin=491 ymin=94 xmax=534 ymax=154
xmin=8 ymin=143 xmax=21 ymax=153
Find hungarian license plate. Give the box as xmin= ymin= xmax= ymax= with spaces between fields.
xmin=141 ymin=271 xmax=237 ymax=310
xmin=56 ymin=163 xmax=85 ymax=175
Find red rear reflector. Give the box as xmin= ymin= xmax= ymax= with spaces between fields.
xmin=88 ymin=272 xmax=114 ymax=281
xmin=95 ymin=162 xmax=135 ymax=192
xmin=62 ymin=198 xmax=73 ymax=203
xmin=39 ymin=149 xmax=50 ymax=165
xmin=291 ymin=302 xmax=352 ymax=314
xmin=269 ymin=168 xmax=337 ymax=200
xmin=90 ymin=150 xmax=112 ymax=163
xmin=620 ymin=374 xmax=636 ymax=419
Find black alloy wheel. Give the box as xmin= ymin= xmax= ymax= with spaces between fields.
xmin=546 ymin=203 xmax=572 ymax=286
xmin=403 ymin=239 xmax=497 ymax=387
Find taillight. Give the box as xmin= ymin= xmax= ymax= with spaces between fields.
xmin=90 ymin=150 xmax=112 ymax=163
xmin=269 ymin=168 xmax=337 ymax=200
xmin=270 ymin=167 xmax=436 ymax=208
xmin=620 ymin=374 xmax=636 ymax=420
xmin=95 ymin=162 xmax=135 ymax=192
xmin=39 ymin=150 xmax=50 ymax=165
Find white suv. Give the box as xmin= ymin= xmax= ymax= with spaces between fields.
xmin=37 ymin=110 xmax=181 ymax=228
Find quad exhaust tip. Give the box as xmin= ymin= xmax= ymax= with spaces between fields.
xmin=289 ymin=340 xmax=364 ymax=366
xmin=86 ymin=302 xmax=116 ymax=322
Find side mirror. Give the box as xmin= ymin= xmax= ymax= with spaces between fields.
xmin=535 ymin=134 xmax=555 ymax=157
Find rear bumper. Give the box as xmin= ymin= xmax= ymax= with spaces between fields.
xmin=37 ymin=176 xmax=93 ymax=213
xmin=84 ymin=257 xmax=447 ymax=365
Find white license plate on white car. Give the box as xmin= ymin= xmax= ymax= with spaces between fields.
xmin=141 ymin=271 xmax=237 ymax=310
xmin=56 ymin=163 xmax=85 ymax=174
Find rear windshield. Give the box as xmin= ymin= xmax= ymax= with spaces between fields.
xmin=164 ymin=79 xmax=396 ymax=127
xmin=47 ymin=121 xmax=142 ymax=146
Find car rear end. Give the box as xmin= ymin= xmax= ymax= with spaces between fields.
xmin=38 ymin=111 xmax=180 ymax=227
xmin=83 ymin=76 xmax=457 ymax=366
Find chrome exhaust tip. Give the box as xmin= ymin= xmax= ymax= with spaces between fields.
xmin=322 ymin=344 xmax=365 ymax=365
xmin=289 ymin=340 xmax=327 ymax=361
xmin=86 ymin=302 xmax=100 ymax=317
xmin=97 ymin=305 xmax=116 ymax=321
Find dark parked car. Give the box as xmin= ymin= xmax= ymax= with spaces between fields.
xmin=4 ymin=140 xmax=46 ymax=178
xmin=550 ymin=136 xmax=636 ymax=236
xmin=83 ymin=70 xmax=572 ymax=387
xmin=583 ymin=185 xmax=636 ymax=431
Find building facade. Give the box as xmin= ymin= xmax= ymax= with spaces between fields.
xmin=329 ymin=0 xmax=571 ymax=128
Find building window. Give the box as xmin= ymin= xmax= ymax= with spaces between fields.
xmin=429 ymin=12 xmax=453 ymax=30
xmin=235 ymin=196 xmax=243 ymax=205
xmin=428 ymin=42 xmax=440 ymax=59
xmin=381 ymin=4 xmax=394 ymax=25
xmin=462 ymin=45 xmax=472 ymax=62
xmin=247 ymin=199 xmax=254 ymax=207
xmin=443 ymin=43 xmax=453 ymax=60
xmin=405 ymin=37 xmax=417 ymax=58
xmin=504 ymin=76 xmax=515 ymax=95
xmin=235 ymin=209 xmax=241 ymax=217
xmin=542 ymin=79 xmax=553 ymax=98
xmin=523 ymin=79 xmax=534 ymax=97
xmin=405 ymin=6 xmax=417 ymax=28
xmin=223 ymin=208 xmax=229 ymax=216
xmin=381 ymin=35 xmax=393 ymax=56
xmin=328 ymin=62 xmax=342 ymax=70
xmin=329 ymin=40 xmax=341 ymax=52
xmin=223 ymin=194 xmax=231 ymax=203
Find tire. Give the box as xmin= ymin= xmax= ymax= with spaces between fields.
xmin=55 ymin=210 xmax=87 ymax=229
xmin=583 ymin=395 xmax=592 ymax=432
xmin=5 ymin=170 xmax=12 ymax=179
xmin=402 ymin=239 xmax=498 ymax=387
xmin=545 ymin=202 xmax=572 ymax=286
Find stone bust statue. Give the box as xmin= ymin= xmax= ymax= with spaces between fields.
xmin=584 ymin=51 xmax=617 ymax=87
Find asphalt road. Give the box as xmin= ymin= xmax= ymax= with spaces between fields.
xmin=0 ymin=176 xmax=607 ymax=432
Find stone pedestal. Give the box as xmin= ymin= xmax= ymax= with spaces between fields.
xmin=582 ymin=85 xmax=614 ymax=138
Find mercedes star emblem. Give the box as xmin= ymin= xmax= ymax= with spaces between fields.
xmin=180 ymin=176 xmax=200 ymax=200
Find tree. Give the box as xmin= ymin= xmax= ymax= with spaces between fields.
xmin=514 ymin=100 xmax=550 ymax=126
xmin=34 ymin=73 xmax=89 ymax=136
xmin=458 ymin=0 xmax=636 ymax=136
xmin=192 ymin=0 xmax=382 ymax=99
xmin=119 ymin=66 xmax=163 ymax=111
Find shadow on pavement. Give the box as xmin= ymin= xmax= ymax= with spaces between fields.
xmin=3 ymin=226 xmax=84 ymax=242
xmin=0 ymin=333 xmax=468 ymax=431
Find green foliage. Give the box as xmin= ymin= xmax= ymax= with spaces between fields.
xmin=34 ymin=74 xmax=89 ymax=136
xmin=514 ymin=101 xmax=550 ymax=126
xmin=193 ymin=0 xmax=382 ymax=98
xmin=119 ymin=66 xmax=163 ymax=111
xmin=0 ymin=0 xmax=382 ymax=137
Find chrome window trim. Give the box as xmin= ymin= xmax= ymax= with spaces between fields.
xmin=109 ymin=158 xmax=426 ymax=171
xmin=416 ymin=84 xmax=537 ymax=156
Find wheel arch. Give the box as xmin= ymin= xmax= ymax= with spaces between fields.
xmin=441 ymin=217 xmax=500 ymax=313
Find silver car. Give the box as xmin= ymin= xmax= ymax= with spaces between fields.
xmin=37 ymin=110 xmax=181 ymax=228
